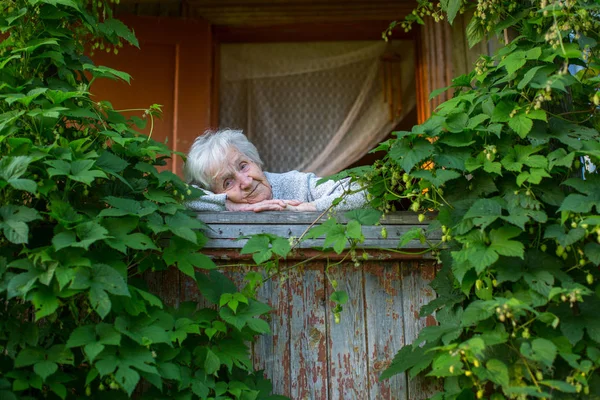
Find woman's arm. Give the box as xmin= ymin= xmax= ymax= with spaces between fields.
xmin=185 ymin=187 xmax=227 ymax=211
xmin=307 ymin=174 xmax=368 ymax=212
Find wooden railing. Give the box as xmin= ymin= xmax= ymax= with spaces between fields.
xmin=146 ymin=212 xmax=441 ymax=400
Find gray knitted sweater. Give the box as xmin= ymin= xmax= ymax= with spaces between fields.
xmin=186 ymin=170 xmax=367 ymax=212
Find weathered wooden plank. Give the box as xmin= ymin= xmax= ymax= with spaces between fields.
xmin=180 ymin=269 xmax=217 ymax=310
xmin=289 ymin=265 xmax=329 ymax=400
xmin=203 ymin=238 xmax=432 ymax=250
xmin=326 ymin=264 xmax=369 ymax=400
xmin=196 ymin=211 xmax=434 ymax=225
xmin=364 ymin=262 xmax=408 ymax=400
xmin=203 ymin=223 xmax=436 ymax=240
xmin=252 ymin=269 xmax=291 ymax=397
xmin=401 ymin=260 xmax=441 ymax=399
xmin=144 ymin=267 xmax=180 ymax=308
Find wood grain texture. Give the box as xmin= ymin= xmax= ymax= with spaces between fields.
xmin=401 ymin=261 xmax=441 ymax=399
xmin=252 ymin=268 xmax=291 ymax=396
xmin=204 ymin=224 xmax=432 ymax=240
xmin=203 ymin=237 xmax=431 ymax=250
xmin=196 ymin=211 xmax=433 ymax=225
xmin=326 ymin=264 xmax=368 ymax=400
xmin=144 ymin=267 xmax=180 ymax=308
xmin=289 ymin=265 xmax=329 ymax=400
xmin=364 ymin=262 xmax=408 ymax=400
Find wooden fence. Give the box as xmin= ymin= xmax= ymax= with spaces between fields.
xmin=146 ymin=212 xmax=441 ymax=400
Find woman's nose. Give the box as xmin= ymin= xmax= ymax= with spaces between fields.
xmin=238 ymin=172 xmax=253 ymax=189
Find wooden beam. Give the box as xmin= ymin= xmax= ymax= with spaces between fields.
xmin=213 ymin=20 xmax=414 ymax=42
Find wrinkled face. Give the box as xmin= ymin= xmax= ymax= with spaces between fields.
xmin=211 ymin=149 xmax=272 ymax=204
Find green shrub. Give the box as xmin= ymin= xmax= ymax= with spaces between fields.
xmin=0 ymin=1 xmax=282 ymax=398
xmin=374 ymin=1 xmax=600 ymax=398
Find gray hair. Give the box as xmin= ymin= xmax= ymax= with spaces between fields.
xmin=184 ymin=129 xmax=263 ymax=190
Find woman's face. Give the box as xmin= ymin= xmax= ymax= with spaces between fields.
xmin=211 ymin=148 xmax=272 ymax=204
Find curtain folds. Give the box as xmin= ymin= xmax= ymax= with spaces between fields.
xmin=219 ymin=40 xmax=416 ymax=176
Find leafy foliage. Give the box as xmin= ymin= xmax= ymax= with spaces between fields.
xmin=0 ymin=0 xmax=282 ymax=398
xmin=375 ymin=0 xmax=600 ymax=398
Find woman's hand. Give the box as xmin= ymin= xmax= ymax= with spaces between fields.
xmin=226 ymin=199 xmax=304 ymax=212
xmin=285 ymin=202 xmax=317 ymax=212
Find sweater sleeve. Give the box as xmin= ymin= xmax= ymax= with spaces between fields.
xmin=305 ymin=173 xmax=368 ymax=212
xmin=185 ymin=186 xmax=227 ymax=212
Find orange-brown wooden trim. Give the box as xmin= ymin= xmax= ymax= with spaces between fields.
xmin=113 ymin=15 xmax=214 ymax=174
xmin=210 ymin=36 xmax=220 ymax=128
xmin=415 ymin=25 xmax=430 ymax=124
xmin=201 ymin=248 xmax=432 ymax=262
xmin=213 ymin=20 xmax=415 ymax=43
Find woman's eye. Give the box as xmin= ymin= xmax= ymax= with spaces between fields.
xmin=223 ymin=179 xmax=233 ymax=189
xmin=240 ymin=162 xmax=248 ymax=170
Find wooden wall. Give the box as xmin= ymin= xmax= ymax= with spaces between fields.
xmin=91 ymin=16 xmax=214 ymax=175
xmin=146 ymin=212 xmax=442 ymax=399
xmin=147 ymin=258 xmax=441 ymax=400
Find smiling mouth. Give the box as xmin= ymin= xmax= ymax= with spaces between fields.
xmin=246 ymin=184 xmax=258 ymax=199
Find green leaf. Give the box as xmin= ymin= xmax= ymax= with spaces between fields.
xmin=219 ymin=300 xmax=271 ymax=331
xmin=71 ymin=264 xmax=130 ymax=318
xmin=28 ymin=286 xmax=60 ymax=319
xmin=196 ymin=270 xmax=238 ymax=305
xmin=330 ymin=291 xmax=349 ymax=305
xmin=508 ymin=113 xmax=533 ymax=138
xmin=344 ymin=209 xmax=382 ymax=225
xmin=0 ymin=205 xmax=40 ymax=244
xmin=466 ymin=15 xmax=485 ymax=48
xmin=164 ymin=237 xmax=216 ymax=277
xmin=489 ymin=226 xmax=524 ymax=258
xmin=491 ymin=100 xmax=515 ymax=123
xmin=241 ymin=235 xmax=272 ymax=264
xmin=520 ymin=338 xmax=557 ymax=368
xmin=101 ymin=196 xmax=158 ymax=218
xmin=380 ymin=345 xmax=431 ymax=380
xmin=411 ymin=169 xmax=461 ymax=187
xmin=100 ymin=18 xmax=139 ymax=47
xmin=66 ymin=326 xmax=95 ymax=348
xmin=585 ymin=242 xmax=600 ymax=266
xmin=518 ymin=65 xmax=548 ymax=89
xmin=539 ymin=380 xmax=577 ymax=393
xmin=83 ymin=64 xmax=132 ymax=83
xmin=0 ymin=156 xmax=36 ymax=193
xmin=543 ymin=225 xmax=585 ymax=248
xmin=345 ymin=220 xmax=362 ymax=240
xmin=462 ymin=300 xmax=495 ymax=326
xmin=95 ymin=150 xmax=128 ymax=174
xmin=271 ymin=236 xmax=291 ymax=257
xmin=115 ymin=367 xmax=140 ymax=397
xmin=499 ymin=51 xmax=527 ymax=75
xmin=390 ymin=138 xmax=434 ymax=173
xmin=548 ymin=148 xmax=574 ymax=170
xmin=246 ymin=318 xmax=271 ymax=334
xmin=464 ymin=198 xmax=503 ymax=219
xmin=33 ymin=361 xmax=57 ymax=381
xmin=485 ymin=359 xmax=509 ymax=387
xmin=53 ymin=221 xmax=109 ymax=251
xmin=441 ymin=0 xmax=461 ymax=24
xmin=204 ymin=349 xmax=220 ymax=375
xmin=445 ymin=112 xmax=469 ymax=133
xmin=15 ymin=348 xmax=44 ymax=367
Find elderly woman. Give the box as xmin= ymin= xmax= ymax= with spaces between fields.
xmin=184 ymin=129 xmax=367 ymax=212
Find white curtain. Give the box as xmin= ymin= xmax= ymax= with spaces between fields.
xmin=219 ymin=41 xmax=416 ymax=176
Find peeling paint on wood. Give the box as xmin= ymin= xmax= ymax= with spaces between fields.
xmin=289 ymin=265 xmax=329 ymax=400
xmin=364 ymin=262 xmax=407 ymax=400
xmin=252 ymin=269 xmax=291 ymax=396
xmin=326 ymin=264 xmax=368 ymax=399
xmin=401 ymin=261 xmax=442 ymax=399
xmin=157 ymin=211 xmax=442 ymax=399
xmin=143 ymin=267 xmax=180 ymax=308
